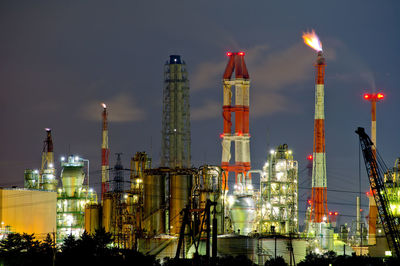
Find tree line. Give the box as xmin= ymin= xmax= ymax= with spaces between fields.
xmin=1 ymin=230 xmax=400 ymax=266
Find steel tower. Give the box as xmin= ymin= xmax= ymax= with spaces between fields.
xmin=221 ymin=52 xmax=251 ymax=192
xmin=101 ymin=103 xmax=110 ymax=200
xmin=113 ymin=153 xmax=124 ymax=193
xmin=40 ymin=128 xmax=57 ymax=190
xmin=310 ymin=51 xmax=329 ymax=223
xmin=161 ymin=55 xmax=191 ymax=168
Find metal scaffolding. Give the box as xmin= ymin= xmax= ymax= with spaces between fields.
xmin=161 ymin=55 xmax=191 ymax=168
xmin=384 ymin=158 xmax=400 ymax=218
xmin=56 ymin=155 xmax=97 ymax=243
xmin=260 ymin=144 xmax=298 ymax=235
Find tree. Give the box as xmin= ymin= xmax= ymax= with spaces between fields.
xmin=265 ymin=256 xmax=288 ymax=266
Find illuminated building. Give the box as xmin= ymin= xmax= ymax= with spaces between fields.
xmin=0 ymin=188 xmax=56 ymax=241
xmin=56 ymin=155 xmax=97 ymax=242
xmin=260 ymin=144 xmax=298 ymax=234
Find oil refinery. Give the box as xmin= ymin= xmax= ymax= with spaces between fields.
xmin=2 ymin=33 xmax=400 ymax=265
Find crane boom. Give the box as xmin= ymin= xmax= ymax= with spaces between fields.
xmin=356 ymin=127 xmax=400 ymax=257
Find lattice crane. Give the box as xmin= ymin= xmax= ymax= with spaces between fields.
xmin=356 ymin=127 xmax=400 ymax=257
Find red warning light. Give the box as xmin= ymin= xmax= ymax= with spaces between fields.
xmin=334 ymin=212 xmax=338 ymax=216
xmin=238 ymin=131 xmax=243 ymax=136
xmin=363 ymin=93 xmax=371 ymax=100
xmin=377 ymin=93 xmax=385 ymax=100
xmin=226 ymin=52 xmax=233 ymax=56
xmin=238 ymin=51 xmax=245 ymax=56
xmin=307 ymin=200 xmax=312 ymax=205
xmin=329 ymin=212 xmax=332 ymax=215
xmin=307 ymin=154 xmax=313 ymax=161
xmin=220 ymin=133 xmax=225 ymax=138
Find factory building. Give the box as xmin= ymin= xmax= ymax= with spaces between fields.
xmin=56 ymin=155 xmax=97 ymax=242
xmin=384 ymin=158 xmax=400 ymax=218
xmin=25 ymin=129 xmax=58 ymax=191
xmin=260 ymin=144 xmax=298 ymax=235
xmin=0 ymin=188 xmax=56 ymax=241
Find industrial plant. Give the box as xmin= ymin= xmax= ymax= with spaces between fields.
xmin=2 ymin=31 xmax=400 ymax=265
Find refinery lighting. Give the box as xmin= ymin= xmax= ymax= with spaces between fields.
xmin=363 ymin=92 xmax=385 ymax=101
xmin=61 ymin=156 xmax=65 ymax=161
xmin=102 ymin=103 xmax=107 ymax=108
xmin=307 ymin=154 xmax=313 ymax=160
xmin=226 ymin=52 xmax=232 ymax=56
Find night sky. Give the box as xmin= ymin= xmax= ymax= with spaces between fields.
xmin=1 ymin=1 xmax=400 ymax=226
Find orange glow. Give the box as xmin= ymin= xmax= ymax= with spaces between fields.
xmin=226 ymin=52 xmax=232 ymax=56
xmin=238 ymin=131 xmax=243 ymax=136
xmin=307 ymin=154 xmax=313 ymax=160
xmin=308 ymin=199 xmax=312 ymax=204
xmin=238 ymin=51 xmax=245 ymax=56
xmin=377 ymin=93 xmax=385 ymax=99
xmin=302 ymin=30 xmax=323 ymax=52
xmin=329 ymin=211 xmax=332 ymax=215
xmin=220 ymin=133 xmax=225 ymax=138
xmin=334 ymin=211 xmax=338 ymax=216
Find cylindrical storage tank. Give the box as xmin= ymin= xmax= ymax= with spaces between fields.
xmin=144 ymin=174 xmax=165 ymax=235
xmin=102 ymin=193 xmax=112 ymax=233
xmin=170 ymin=174 xmax=192 ymax=234
xmin=85 ymin=204 xmax=101 ymax=234
xmin=218 ymin=235 xmax=257 ymax=261
xmin=322 ymin=225 xmax=334 ymax=250
xmin=257 ymin=237 xmax=307 ymax=265
xmin=24 ymin=169 xmax=40 ymax=189
xmin=230 ymin=195 xmax=256 ymax=235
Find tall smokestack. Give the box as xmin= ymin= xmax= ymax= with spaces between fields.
xmin=40 ymin=128 xmax=57 ymax=191
xmin=41 ymin=128 xmax=54 ymax=170
xmin=221 ymin=51 xmax=251 ymax=193
xmin=363 ymin=91 xmax=385 ymax=245
xmin=101 ymin=103 xmax=110 ymax=200
xmin=310 ymin=51 xmax=329 ymax=223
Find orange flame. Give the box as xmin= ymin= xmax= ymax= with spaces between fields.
xmin=302 ymin=30 xmax=322 ymax=52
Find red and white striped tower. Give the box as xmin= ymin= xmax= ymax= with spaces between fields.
xmin=303 ymin=30 xmax=329 ymax=224
xmin=363 ymin=92 xmax=385 ymax=245
xmin=101 ymin=103 xmax=110 ymax=200
xmin=310 ymin=51 xmax=329 ymax=223
xmin=221 ymin=51 xmax=251 ymax=192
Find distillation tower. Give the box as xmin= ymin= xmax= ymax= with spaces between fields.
xmin=161 ymin=55 xmax=191 ymax=168
xmin=260 ymin=144 xmax=298 ymax=234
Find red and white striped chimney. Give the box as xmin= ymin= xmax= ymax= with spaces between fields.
xmin=310 ymin=51 xmax=329 ymax=223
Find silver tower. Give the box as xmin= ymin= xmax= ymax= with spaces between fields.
xmin=161 ymin=55 xmax=191 ymax=168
